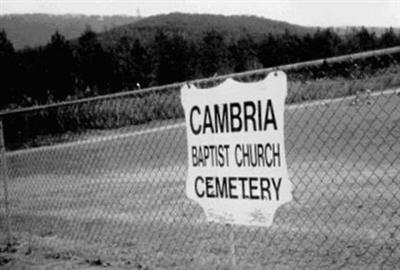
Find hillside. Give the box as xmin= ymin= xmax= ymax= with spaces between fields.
xmin=0 ymin=13 xmax=140 ymax=49
xmin=99 ymin=13 xmax=316 ymax=47
xmin=3 ymin=13 xmax=395 ymax=50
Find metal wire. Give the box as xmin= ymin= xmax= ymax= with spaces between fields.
xmin=0 ymin=47 xmax=400 ymax=269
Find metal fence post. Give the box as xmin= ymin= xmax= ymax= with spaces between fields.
xmin=0 ymin=118 xmax=12 ymax=245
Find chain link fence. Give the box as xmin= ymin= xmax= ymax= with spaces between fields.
xmin=1 ymin=47 xmax=400 ymax=269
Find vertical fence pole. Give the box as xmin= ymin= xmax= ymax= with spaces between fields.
xmin=0 ymin=118 xmax=12 ymax=245
xmin=227 ymin=224 xmax=237 ymax=270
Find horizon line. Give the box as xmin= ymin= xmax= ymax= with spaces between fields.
xmin=1 ymin=12 xmax=399 ymax=28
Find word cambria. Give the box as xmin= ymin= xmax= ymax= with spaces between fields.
xmin=189 ymin=99 xmax=277 ymax=135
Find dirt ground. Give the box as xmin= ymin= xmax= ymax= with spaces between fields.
xmin=0 ymin=238 xmax=150 ymax=270
xmin=0 ymin=240 xmax=136 ymax=270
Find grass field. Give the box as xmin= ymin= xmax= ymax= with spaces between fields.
xmin=1 ymin=88 xmax=400 ymax=269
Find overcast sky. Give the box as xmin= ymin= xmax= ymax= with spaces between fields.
xmin=1 ymin=0 xmax=399 ymax=27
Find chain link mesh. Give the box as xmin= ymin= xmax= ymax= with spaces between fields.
xmin=1 ymin=47 xmax=400 ymax=269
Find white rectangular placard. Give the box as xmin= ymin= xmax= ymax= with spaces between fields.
xmin=181 ymin=71 xmax=292 ymax=226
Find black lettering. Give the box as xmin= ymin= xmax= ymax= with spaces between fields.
xmin=272 ymin=177 xmax=282 ymax=200
xmin=224 ymin=145 xmax=230 ymax=166
xmin=191 ymin=146 xmax=198 ymax=166
xmin=274 ymin=144 xmax=281 ymax=167
xmin=249 ymin=177 xmax=260 ymax=199
xmin=238 ymin=177 xmax=249 ymax=199
xmin=215 ymin=177 xmax=228 ymax=198
xmin=203 ymin=146 xmax=210 ymax=162
xmin=249 ymin=144 xmax=257 ymax=167
xmin=230 ymin=102 xmax=242 ymax=132
xmin=197 ymin=147 xmax=204 ymax=165
xmin=190 ymin=106 xmax=201 ymax=135
xmin=195 ymin=176 xmax=205 ymax=198
xmin=228 ymin=177 xmax=238 ymax=199
xmin=264 ymin=100 xmax=277 ymax=130
xmin=260 ymin=177 xmax=271 ymax=200
xmin=217 ymin=145 xmax=225 ymax=167
xmin=235 ymin=144 xmax=242 ymax=167
xmin=257 ymin=100 xmax=262 ymax=130
xmin=215 ymin=104 xmax=228 ymax=133
xmin=265 ymin=143 xmax=272 ymax=167
xmin=243 ymin=101 xmax=256 ymax=132
xmin=257 ymin=144 xmax=265 ymax=166
xmin=242 ymin=144 xmax=250 ymax=167
xmin=205 ymin=176 xmax=215 ymax=198
xmin=203 ymin=106 xmax=214 ymax=134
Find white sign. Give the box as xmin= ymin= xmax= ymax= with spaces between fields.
xmin=180 ymin=71 xmax=292 ymax=226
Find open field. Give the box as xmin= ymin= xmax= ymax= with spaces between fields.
xmin=1 ymin=89 xmax=400 ymax=269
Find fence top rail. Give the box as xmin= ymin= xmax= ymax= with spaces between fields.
xmin=1 ymin=46 xmax=399 ymax=118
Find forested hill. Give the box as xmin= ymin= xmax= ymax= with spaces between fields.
xmin=99 ymin=13 xmax=315 ymax=46
xmin=0 ymin=14 xmax=140 ymax=49
xmin=1 ymin=12 xmax=399 ymax=110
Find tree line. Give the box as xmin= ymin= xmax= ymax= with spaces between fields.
xmin=0 ymin=26 xmax=399 ymax=109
